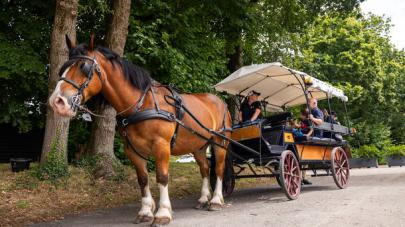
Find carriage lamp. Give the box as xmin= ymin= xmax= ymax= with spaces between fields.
xmin=304 ymin=76 xmax=313 ymax=86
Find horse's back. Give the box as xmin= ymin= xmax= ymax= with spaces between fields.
xmin=180 ymin=93 xmax=227 ymax=130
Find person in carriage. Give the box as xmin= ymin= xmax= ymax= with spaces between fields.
xmin=291 ymin=109 xmax=314 ymax=140
xmin=308 ymin=97 xmax=324 ymax=137
xmin=238 ymin=90 xmax=262 ymax=123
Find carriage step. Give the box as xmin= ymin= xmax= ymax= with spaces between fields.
xmin=311 ymin=173 xmax=331 ymax=177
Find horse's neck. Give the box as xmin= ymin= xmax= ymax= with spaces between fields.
xmin=100 ymin=64 xmax=143 ymax=116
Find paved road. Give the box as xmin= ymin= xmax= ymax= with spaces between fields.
xmin=33 ymin=167 xmax=405 ymax=227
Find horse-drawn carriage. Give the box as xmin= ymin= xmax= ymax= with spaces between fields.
xmin=52 ymin=38 xmax=353 ymax=225
xmin=212 ymin=62 xmax=352 ymax=200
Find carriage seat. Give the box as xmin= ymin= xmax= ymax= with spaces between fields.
xmin=265 ymin=112 xmax=292 ymax=126
xmin=232 ymin=119 xmax=262 ymax=129
xmin=313 ymin=122 xmax=350 ymax=135
xmin=307 ymin=137 xmax=336 ymax=145
xmin=298 ymin=136 xmax=348 ymax=146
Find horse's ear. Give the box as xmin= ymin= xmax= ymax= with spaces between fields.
xmin=89 ymin=33 xmax=95 ymax=51
xmin=65 ymin=34 xmax=75 ymax=50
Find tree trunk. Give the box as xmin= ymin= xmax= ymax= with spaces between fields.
xmin=87 ymin=0 xmax=131 ymax=178
xmin=225 ymin=34 xmax=243 ymax=122
xmin=41 ymin=0 xmax=78 ymax=164
xmin=227 ymin=44 xmax=243 ymax=73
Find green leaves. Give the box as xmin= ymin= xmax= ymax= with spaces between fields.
xmin=293 ymin=13 xmax=404 ymax=146
xmin=126 ymin=0 xmax=228 ymax=93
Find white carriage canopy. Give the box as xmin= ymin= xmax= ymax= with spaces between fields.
xmin=214 ymin=62 xmax=348 ymax=112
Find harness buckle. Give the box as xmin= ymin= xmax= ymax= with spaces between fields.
xmin=122 ymin=119 xmax=128 ymax=127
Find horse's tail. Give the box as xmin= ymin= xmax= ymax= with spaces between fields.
xmin=219 ymin=100 xmax=232 ymax=135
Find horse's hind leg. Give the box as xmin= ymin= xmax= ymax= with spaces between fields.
xmin=125 ymin=148 xmax=155 ymax=224
xmin=209 ymin=143 xmax=226 ymax=211
xmin=194 ymin=146 xmax=211 ymax=209
xmin=152 ymin=141 xmax=172 ymax=226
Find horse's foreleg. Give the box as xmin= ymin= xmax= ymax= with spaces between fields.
xmin=152 ymin=142 xmax=172 ymax=226
xmin=194 ymin=146 xmax=211 ymax=209
xmin=209 ymin=144 xmax=226 ymax=211
xmin=125 ymin=147 xmax=155 ymax=224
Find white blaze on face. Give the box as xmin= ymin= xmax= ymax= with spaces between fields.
xmin=49 ymin=66 xmax=76 ymax=117
xmin=49 ymin=67 xmax=70 ymax=107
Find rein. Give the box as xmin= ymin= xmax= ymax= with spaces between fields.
xmin=59 ymin=54 xmax=230 ymax=162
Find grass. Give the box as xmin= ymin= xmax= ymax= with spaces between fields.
xmin=0 ymin=161 xmax=275 ymax=227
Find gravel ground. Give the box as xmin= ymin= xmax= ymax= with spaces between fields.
xmin=32 ymin=166 xmax=405 ymax=227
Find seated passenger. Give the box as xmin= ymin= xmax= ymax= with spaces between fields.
xmin=323 ymin=109 xmax=339 ymax=124
xmin=330 ymin=111 xmax=340 ymax=125
xmin=238 ymin=90 xmax=262 ymax=123
xmin=292 ymin=109 xmax=314 ymax=140
xmin=308 ymin=98 xmax=324 ymax=137
xmin=323 ymin=108 xmax=330 ymax=122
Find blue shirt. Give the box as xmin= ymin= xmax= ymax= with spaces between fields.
xmin=311 ymin=107 xmax=324 ymax=137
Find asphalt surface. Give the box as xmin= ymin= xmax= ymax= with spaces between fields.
xmin=32 ymin=166 xmax=405 ymax=227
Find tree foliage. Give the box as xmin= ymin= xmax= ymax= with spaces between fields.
xmin=1 ymin=0 xmax=403 ymax=161
xmin=0 ymin=0 xmax=54 ymax=132
xmin=294 ymin=13 xmax=405 ymax=145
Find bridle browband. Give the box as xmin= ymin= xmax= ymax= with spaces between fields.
xmin=59 ymin=55 xmax=103 ymax=110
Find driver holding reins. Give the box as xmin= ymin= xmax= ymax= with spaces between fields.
xmin=238 ymin=90 xmax=262 ymax=123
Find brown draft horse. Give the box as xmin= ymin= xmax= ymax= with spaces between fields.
xmin=49 ymin=36 xmax=231 ymax=226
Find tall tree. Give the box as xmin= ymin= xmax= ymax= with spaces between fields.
xmin=87 ymin=0 xmax=131 ymax=177
xmin=41 ymin=0 xmax=79 ymax=163
xmin=0 ymin=0 xmax=54 ymax=133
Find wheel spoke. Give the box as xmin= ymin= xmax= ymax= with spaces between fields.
xmin=291 ymin=177 xmax=299 ymax=188
xmin=337 ymin=171 xmax=342 ymax=186
xmin=341 ymin=174 xmax=347 ymax=185
xmin=340 ymin=173 xmax=346 ymax=185
xmin=341 ymin=159 xmax=347 ymax=167
xmin=286 ymin=155 xmax=292 ymax=168
xmin=289 ymin=178 xmax=297 ymax=195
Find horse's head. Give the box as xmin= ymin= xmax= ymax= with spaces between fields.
xmin=49 ymin=35 xmax=104 ymax=117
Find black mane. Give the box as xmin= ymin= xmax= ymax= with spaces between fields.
xmin=59 ymin=43 xmax=152 ymax=90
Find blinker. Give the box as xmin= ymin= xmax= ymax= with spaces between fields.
xmin=81 ymin=62 xmax=92 ymax=76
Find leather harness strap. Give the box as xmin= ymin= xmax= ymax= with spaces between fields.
xmin=117 ymin=84 xmax=185 ymax=161
xmin=164 ymin=85 xmax=185 ymax=148
xmin=118 ymin=83 xmax=231 ymax=162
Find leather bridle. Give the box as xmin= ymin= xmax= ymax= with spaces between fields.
xmin=59 ymin=55 xmax=102 ymax=111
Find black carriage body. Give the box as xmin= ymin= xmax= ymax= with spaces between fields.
xmin=230 ymin=124 xmax=291 ymax=166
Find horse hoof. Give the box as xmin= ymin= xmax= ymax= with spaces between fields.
xmin=208 ymin=203 xmax=222 ymax=211
xmin=151 ymin=217 xmax=171 ymax=226
xmin=194 ymin=202 xmax=208 ymax=210
xmin=134 ymin=215 xmax=154 ymax=224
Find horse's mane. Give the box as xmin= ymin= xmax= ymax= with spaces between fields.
xmin=59 ymin=43 xmax=152 ymax=91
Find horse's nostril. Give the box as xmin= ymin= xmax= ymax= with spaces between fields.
xmin=55 ymin=97 xmax=65 ymax=107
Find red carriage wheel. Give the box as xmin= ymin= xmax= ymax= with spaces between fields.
xmin=279 ymin=150 xmax=301 ymax=200
xmin=331 ymin=147 xmax=350 ymax=189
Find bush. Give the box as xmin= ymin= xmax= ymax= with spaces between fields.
xmin=109 ymin=159 xmax=127 ymax=182
xmin=34 ymin=136 xmax=69 ymax=182
xmin=349 ymin=122 xmax=392 ymax=150
xmin=384 ymin=145 xmax=405 ymax=157
xmin=352 ymin=145 xmax=381 ymax=159
xmin=73 ymin=154 xmax=101 ymax=175
xmin=113 ymin=135 xmax=131 ymax=165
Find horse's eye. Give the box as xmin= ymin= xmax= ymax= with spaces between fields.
xmin=80 ymin=62 xmax=92 ymax=76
